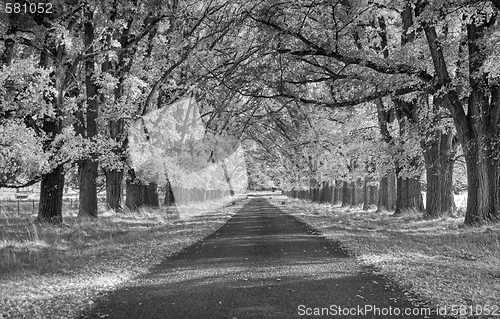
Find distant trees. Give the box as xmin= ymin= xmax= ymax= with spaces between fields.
xmin=2 ymin=0 xmax=500 ymax=226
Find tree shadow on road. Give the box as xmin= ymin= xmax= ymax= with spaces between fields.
xmin=78 ymin=199 xmax=444 ymax=319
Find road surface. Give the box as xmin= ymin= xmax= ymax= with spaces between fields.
xmin=79 ymin=197 xmax=443 ymax=318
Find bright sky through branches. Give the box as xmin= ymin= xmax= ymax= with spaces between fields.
xmin=129 ymin=97 xmax=248 ymax=204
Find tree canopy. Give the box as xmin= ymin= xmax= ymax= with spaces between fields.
xmin=1 ymin=0 xmax=500 ymax=225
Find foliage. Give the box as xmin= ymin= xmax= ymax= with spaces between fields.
xmin=0 ymin=120 xmax=48 ymax=187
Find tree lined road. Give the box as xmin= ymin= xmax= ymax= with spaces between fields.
xmin=80 ymin=197 xmax=442 ymax=318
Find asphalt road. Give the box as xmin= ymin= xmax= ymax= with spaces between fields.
xmin=79 ymin=197 xmax=444 ymax=319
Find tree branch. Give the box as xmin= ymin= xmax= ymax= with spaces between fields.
xmin=233 ymin=81 xmax=426 ymax=109
xmin=249 ymin=15 xmax=434 ymax=83
xmin=491 ymin=0 xmax=500 ymax=10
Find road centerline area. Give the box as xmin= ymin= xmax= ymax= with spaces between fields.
xmin=79 ymin=198 xmax=444 ymax=319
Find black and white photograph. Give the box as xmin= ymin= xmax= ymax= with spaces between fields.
xmin=1 ymin=0 xmax=499 ymax=318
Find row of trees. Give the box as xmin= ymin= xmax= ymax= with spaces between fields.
xmin=1 ymin=0 xmax=500 ymax=226
xmin=283 ymin=180 xmax=380 ymax=210
xmin=235 ymin=0 xmax=499 ymax=225
xmin=0 ymin=0 xmax=248 ymax=223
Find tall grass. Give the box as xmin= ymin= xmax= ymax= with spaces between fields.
xmin=1 ymin=195 xmax=244 ymax=319
xmin=0 ymin=196 xmax=238 ymax=274
xmin=281 ymin=195 xmax=500 ymax=307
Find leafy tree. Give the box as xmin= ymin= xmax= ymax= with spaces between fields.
xmin=421 ymin=1 xmax=500 ymax=224
xmin=229 ymin=0 xmax=500 ymax=225
xmin=0 ymin=0 xmax=91 ymax=223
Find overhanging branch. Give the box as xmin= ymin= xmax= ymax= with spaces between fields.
xmin=249 ymin=15 xmax=434 ymax=83
xmin=234 ymin=81 xmax=426 ymax=108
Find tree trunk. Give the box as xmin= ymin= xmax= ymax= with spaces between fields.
xmin=125 ymin=168 xmax=160 ymax=210
xmin=393 ymin=99 xmax=423 ymax=215
xmin=421 ymin=95 xmax=457 ymax=218
xmin=388 ymin=173 xmax=396 ymax=209
xmin=423 ymin=132 xmax=456 ymax=218
xmin=440 ymin=133 xmax=456 ymax=214
xmin=423 ymin=135 xmax=442 ymax=218
xmin=318 ymin=181 xmax=326 ymax=202
xmin=34 ymin=18 xmax=67 ymax=224
xmin=164 ymin=179 xmax=176 ymax=206
xmin=222 ymin=161 xmax=235 ymax=196
xmin=363 ymin=178 xmax=370 ymax=210
xmin=395 ymin=176 xmax=424 ymax=214
xmin=100 ymin=11 xmax=139 ymax=215
xmin=106 ymin=170 xmax=123 ymax=210
xmin=390 ymin=6 xmax=424 ymax=215
xmin=357 ymin=180 xmax=364 ymax=205
xmin=330 ymin=182 xmax=336 ymax=204
xmin=375 ymin=95 xmax=395 ymax=212
xmin=349 ymin=181 xmax=357 ymax=206
xmin=377 ymin=173 xmax=396 ymax=211
xmin=144 ymin=182 xmax=159 ymax=207
xmin=78 ymin=161 xmax=98 ymax=217
xmin=369 ymin=185 xmax=378 ymax=205
xmin=341 ymin=181 xmax=350 ymax=207
xmin=125 ymin=170 xmax=143 ymax=210
xmin=325 ymin=182 xmax=333 ymax=203
xmin=37 ymin=164 xmax=65 ymax=224
xmin=463 ymin=138 xmax=499 ymax=225
xmin=378 ymin=177 xmax=389 ymax=212
xmin=462 ymin=20 xmax=500 ymax=225
xmin=424 ymin=14 xmax=500 ymax=225
xmin=339 ymin=183 xmax=344 ymax=203
xmin=462 ymin=20 xmax=499 ymax=225
xmin=103 ymin=119 xmax=124 ymax=211
xmin=125 ymin=179 xmax=144 ymax=211
xmin=78 ymin=6 xmax=99 ymax=218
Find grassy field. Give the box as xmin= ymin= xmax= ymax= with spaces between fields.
xmin=0 ymin=196 xmax=246 ymax=319
xmin=278 ymin=195 xmax=500 ymax=317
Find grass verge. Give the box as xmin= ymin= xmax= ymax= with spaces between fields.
xmin=276 ymin=196 xmax=500 ymax=316
xmin=0 ymin=196 xmax=246 ymax=319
